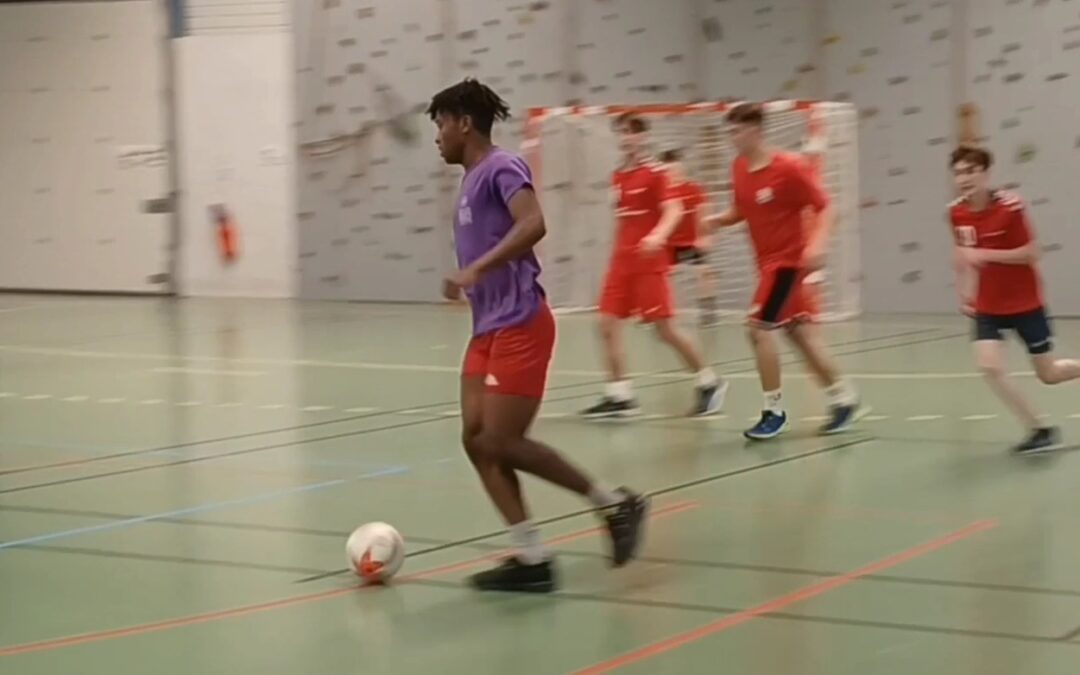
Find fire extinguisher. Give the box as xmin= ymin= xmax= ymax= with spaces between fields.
xmin=210 ymin=203 xmax=239 ymax=263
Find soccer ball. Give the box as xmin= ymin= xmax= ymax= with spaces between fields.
xmin=346 ymin=522 xmax=405 ymax=584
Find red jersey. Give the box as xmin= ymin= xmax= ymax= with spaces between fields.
xmin=949 ymin=190 xmax=1042 ymax=316
xmin=731 ymin=152 xmax=828 ymax=270
xmin=612 ymin=162 xmax=677 ymax=273
xmin=667 ymin=180 xmax=706 ymax=249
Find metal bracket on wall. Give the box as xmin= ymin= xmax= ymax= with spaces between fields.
xmin=142 ymin=195 xmax=175 ymax=214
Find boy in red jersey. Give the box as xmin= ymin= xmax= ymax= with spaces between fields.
xmin=581 ymin=114 xmax=727 ymax=419
xmin=659 ymin=147 xmax=720 ymax=327
xmin=711 ymin=103 xmax=865 ymax=440
xmin=949 ymin=145 xmax=1080 ymax=453
xmin=430 ymin=79 xmax=648 ymax=592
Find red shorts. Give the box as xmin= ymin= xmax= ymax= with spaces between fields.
xmin=598 ymin=266 xmax=674 ymax=322
xmin=462 ymin=303 xmax=555 ymax=399
xmin=749 ymin=266 xmax=819 ymax=329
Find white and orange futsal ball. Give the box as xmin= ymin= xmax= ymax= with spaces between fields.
xmin=346 ymin=522 xmax=405 ymax=584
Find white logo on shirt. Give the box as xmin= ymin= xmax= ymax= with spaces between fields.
xmin=955 ymin=225 xmax=977 ymax=247
xmin=755 ymin=187 xmax=774 ymax=204
xmin=484 ymin=373 xmax=500 ymax=386
xmin=458 ymin=196 xmax=472 ymax=227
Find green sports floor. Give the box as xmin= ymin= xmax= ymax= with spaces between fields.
xmin=2 ymin=294 xmax=1080 ymax=674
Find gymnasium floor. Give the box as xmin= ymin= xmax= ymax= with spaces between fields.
xmin=2 ymin=294 xmax=1080 ymax=674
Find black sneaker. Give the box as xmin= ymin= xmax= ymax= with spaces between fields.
xmin=691 ymin=379 xmax=728 ymax=417
xmin=468 ymin=556 xmax=556 ymax=593
xmin=580 ymin=397 xmax=641 ymax=419
xmin=1013 ymin=427 xmax=1062 ymax=455
xmin=600 ymin=488 xmax=649 ymax=567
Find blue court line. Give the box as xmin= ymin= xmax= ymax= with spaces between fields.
xmin=0 ymin=465 xmax=408 ymax=551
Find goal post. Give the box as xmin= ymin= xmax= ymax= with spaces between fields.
xmin=519 ymin=100 xmax=861 ymax=322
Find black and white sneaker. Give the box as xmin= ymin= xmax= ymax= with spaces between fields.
xmin=580 ymin=397 xmax=641 ymax=419
xmin=1013 ymin=427 xmax=1062 ymax=455
xmin=691 ymin=379 xmax=729 ymax=417
xmin=600 ymin=488 xmax=649 ymax=567
xmin=469 ymin=556 xmax=557 ymax=593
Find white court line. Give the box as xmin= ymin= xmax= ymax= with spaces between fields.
xmin=23 ymin=394 xmax=52 ymax=400
xmin=151 ymin=367 xmax=266 ymax=377
xmin=301 ymin=405 xmax=333 ymax=412
xmin=0 ymin=342 xmax=1025 ymax=381
xmin=0 ymin=305 xmax=51 ymax=314
xmin=344 ymin=406 xmax=378 ymax=414
xmin=98 ymin=397 xmax=126 ymax=404
xmin=961 ymin=414 xmax=998 ymax=421
xmin=907 ymin=415 xmax=944 ymax=421
xmin=62 ymin=395 xmax=88 ymax=402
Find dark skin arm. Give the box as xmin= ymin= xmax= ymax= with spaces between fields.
xmin=443 ymin=188 xmax=546 ymax=300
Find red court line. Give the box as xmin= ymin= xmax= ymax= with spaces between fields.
xmin=573 ymin=518 xmax=999 ymax=675
xmin=0 ymin=499 xmax=699 ymax=658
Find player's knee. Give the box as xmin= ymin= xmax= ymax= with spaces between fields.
xmin=977 ymin=359 xmax=1005 ymax=380
xmin=462 ymin=430 xmax=491 ymax=466
xmin=747 ymin=324 xmax=768 ymax=346
xmin=470 ymin=430 xmax=512 ymax=464
xmin=653 ymin=319 xmax=676 ymax=343
xmin=599 ymin=314 xmax=618 ymax=340
xmin=1034 ymin=360 xmax=1059 ymax=385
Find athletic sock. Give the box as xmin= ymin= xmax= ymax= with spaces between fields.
xmin=696 ymin=369 xmax=718 ymax=388
xmin=825 ymin=380 xmax=856 ymax=407
xmin=606 ymin=379 xmax=633 ymax=402
xmin=764 ymin=390 xmax=784 ymax=414
xmin=587 ymin=483 xmax=621 ymax=510
xmin=509 ymin=521 xmax=548 ymax=565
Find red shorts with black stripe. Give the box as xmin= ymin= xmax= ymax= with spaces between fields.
xmin=598 ymin=266 xmax=674 ymax=322
xmin=748 ymin=266 xmax=819 ymax=329
xmin=462 ymin=303 xmax=556 ymax=399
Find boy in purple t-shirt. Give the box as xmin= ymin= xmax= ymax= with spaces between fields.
xmin=428 ymin=78 xmax=647 ymax=593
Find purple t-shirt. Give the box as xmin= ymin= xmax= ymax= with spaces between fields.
xmin=454 ymin=148 xmax=544 ymax=336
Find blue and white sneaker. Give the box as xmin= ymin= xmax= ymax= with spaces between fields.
xmin=744 ymin=410 xmax=789 ymax=441
xmin=819 ymin=401 xmax=870 ymax=436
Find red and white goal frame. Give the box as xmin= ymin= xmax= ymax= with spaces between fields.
xmin=516 ymin=100 xmax=861 ymax=323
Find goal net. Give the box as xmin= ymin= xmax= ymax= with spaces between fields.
xmin=518 ymin=101 xmax=861 ymax=322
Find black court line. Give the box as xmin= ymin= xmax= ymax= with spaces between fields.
xmin=0 ymin=330 xmax=962 ymax=496
xmin=0 ymin=327 xmax=943 ymax=479
xmin=871 ymin=433 xmax=1080 ymax=454
xmin=1058 ymin=623 xmax=1080 ymax=642
xmin=406 ymin=577 xmax=1066 ymax=646
xmin=447 ymin=547 xmax=1080 ymax=601
xmin=16 ymin=501 xmax=1080 ymax=607
xmin=18 ymin=544 xmax=324 ymax=576
xmin=14 ymin=501 xmax=1080 ymax=619
xmin=0 ymin=504 xmax=353 ymax=539
xmin=293 ymin=435 xmax=876 ymax=584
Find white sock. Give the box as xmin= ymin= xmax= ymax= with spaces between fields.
xmin=764 ymin=390 xmax=783 ymax=414
xmin=509 ymin=521 xmax=548 ymax=565
xmin=696 ymin=369 xmax=718 ymax=388
xmin=825 ymin=380 xmax=855 ymax=407
xmin=606 ymin=379 xmax=633 ymax=402
xmin=587 ymin=483 xmax=620 ymax=509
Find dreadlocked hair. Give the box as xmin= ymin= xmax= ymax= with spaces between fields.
xmin=426 ymin=78 xmax=511 ymax=137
